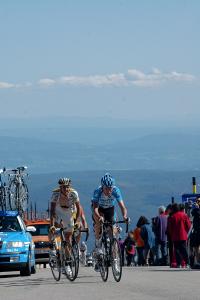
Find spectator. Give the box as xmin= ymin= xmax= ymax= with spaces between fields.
xmin=153 ymin=206 xmax=168 ymax=266
xmin=133 ymin=224 xmax=145 ymax=266
xmin=137 ymin=216 xmax=155 ymax=266
xmin=124 ymin=231 xmax=136 ymax=266
xmin=165 ymin=204 xmax=174 ymax=267
xmin=168 ymin=203 xmax=191 ymax=268
xmin=190 ymin=198 xmax=200 ymax=266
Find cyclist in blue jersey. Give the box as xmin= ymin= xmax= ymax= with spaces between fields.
xmin=92 ymin=173 xmax=128 ymax=254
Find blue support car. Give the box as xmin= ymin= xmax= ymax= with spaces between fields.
xmin=0 ymin=210 xmax=36 ymax=276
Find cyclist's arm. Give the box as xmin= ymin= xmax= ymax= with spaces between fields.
xmin=80 ymin=207 xmax=88 ymax=228
xmin=93 ymin=202 xmax=102 ymax=220
xmin=50 ymin=190 xmax=59 ymax=226
xmin=50 ymin=201 xmax=56 ymax=227
xmin=118 ymin=200 xmax=128 ymax=220
xmin=74 ymin=200 xmax=81 ymax=223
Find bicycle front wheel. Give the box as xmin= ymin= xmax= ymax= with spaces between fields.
xmin=111 ymin=238 xmax=122 ymax=282
xmin=99 ymin=240 xmax=109 ymax=282
xmin=49 ymin=249 xmax=61 ymax=281
xmin=61 ymin=242 xmax=77 ymax=282
xmin=72 ymin=240 xmax=79 ymax=277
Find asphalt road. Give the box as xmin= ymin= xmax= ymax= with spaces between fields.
xmin=0 ymin=266 xmax=200 ymax=300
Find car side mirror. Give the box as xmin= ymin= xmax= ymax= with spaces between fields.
xmin=26 ymin=226 xmax=36 ymax=232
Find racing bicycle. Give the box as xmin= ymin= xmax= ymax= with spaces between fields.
xmin=97 ymin=219 xmax=129 ymax=282
xmin=49 ymin=227 xmax=77 ymax=282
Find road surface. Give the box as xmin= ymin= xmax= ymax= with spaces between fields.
xmin=0 ymin=266 xmax=199 ymax=300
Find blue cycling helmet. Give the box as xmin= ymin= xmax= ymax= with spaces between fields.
xmin=101 ymin=173 xmax=115 ymax=187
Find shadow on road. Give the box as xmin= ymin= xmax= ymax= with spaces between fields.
xmin=0 ymin=274 xmax=20 ymax=279
xmin=0 ymin=274 xmax=102 ymax=287
xmin=145 ymin=268 xmax=194 ymax=272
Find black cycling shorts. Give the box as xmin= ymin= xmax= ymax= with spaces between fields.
xmin=98 ymin=206 xmax=114 ymax=222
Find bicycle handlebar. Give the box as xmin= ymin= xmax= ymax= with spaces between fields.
xmin=80 ymin=228 xmax=89 ymax=241
xmin=57 ymin=226 xmax=89 ymax=241
xmin=4 ymin=166 xmax=28 ymax=175
xmin=102 ymin=218 xmax=130 ymax=233
xmin=74 ymin=225 xmax=89 ymax=241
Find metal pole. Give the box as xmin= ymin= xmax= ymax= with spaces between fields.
xmin=192 ymin=177 xmax=196 ymax=194
xmin=34 ymin=202 xmax=37 ymax=220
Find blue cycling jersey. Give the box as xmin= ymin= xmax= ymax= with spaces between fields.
xmin=92 ymin=186 xmax=123 ymax=209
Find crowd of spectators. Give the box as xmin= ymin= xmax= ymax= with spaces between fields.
xmin=119 ymin=198 xmax=200 ymax=269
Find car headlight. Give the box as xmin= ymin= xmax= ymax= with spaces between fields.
xmin=6 ymin=241 xmax=24 ymax=248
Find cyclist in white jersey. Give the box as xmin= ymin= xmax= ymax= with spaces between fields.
xmin=92 ymin=173 xmax=128 ymax=254
xmin=49 ymin=178 xmax=81 ymax=275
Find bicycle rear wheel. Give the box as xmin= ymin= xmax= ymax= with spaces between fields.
xmin=49 ymin=248 xmax=61 ymax=281
xmin=61 ymin=242 xmax=77 ymax=282
xmin=111 ymin=238 xmax=122 ymax=282
xmin=99 ymin=240 xmax=109 ymax=282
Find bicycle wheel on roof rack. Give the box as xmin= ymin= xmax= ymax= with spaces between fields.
xmin=0 ymin=186 xmax=7 ymax=211
xmin=18 ymin=183 xmax=29 ymax=213
xmin=8 ymin=181 xmax=18 ymax=210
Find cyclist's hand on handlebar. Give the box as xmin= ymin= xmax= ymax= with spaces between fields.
xmin=74 ymin=222 xmax=80 ymax=230
xmin=49 ymin=226 xmax=56 ymax=233
xmin=124 ymin=217 xmax=131 ymax=224
xmin=99 ymin=216 xmax=104 ymax=223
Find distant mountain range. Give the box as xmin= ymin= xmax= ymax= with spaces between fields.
xmin=28 ymin=169 xmax=198 ymax=228
xmin=1 ymin=132 xmax=200 ymax=173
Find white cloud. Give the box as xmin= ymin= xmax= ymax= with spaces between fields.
xmin=59 ymin=73 xmax=127 ymax=87
xmin=0 ymin=69 xmax=197 ymax=90
xmin=57 ymin=69 xmax=196 ymax=88
xmin=127 ymin=68 xmax=196 ymax=87
xmin=38 ymin=78 xmax=56 ymax=87
xmin=0 ymin=82 xmax=16 ymax=89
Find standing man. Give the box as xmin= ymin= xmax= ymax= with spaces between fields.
xmin=153 ymin=206 xmax=168 ymax=266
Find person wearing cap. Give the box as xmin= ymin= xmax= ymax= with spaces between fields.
xmin=49 ymin=177 xmax=81 ymax=276
xmin=91 ymin=173 xmax=128 ymax=254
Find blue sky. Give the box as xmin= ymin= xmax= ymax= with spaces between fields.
xmin=0 ymin=1 xmax=199 ymax=123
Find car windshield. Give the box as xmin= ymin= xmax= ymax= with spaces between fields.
xmin=31 ymin=224 xmax=49 ymax=236
xmin=0 ymin=216 xmax=22 ymax=232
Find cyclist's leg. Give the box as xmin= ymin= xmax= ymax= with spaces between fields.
xmin=93 ymin=213 xmax=102 ymax=240
xmin=99 ymin=206 xmax=115 ymax=239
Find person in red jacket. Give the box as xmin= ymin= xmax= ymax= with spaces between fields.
xmin=167 ymin=203 xmax=191 ymax=268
